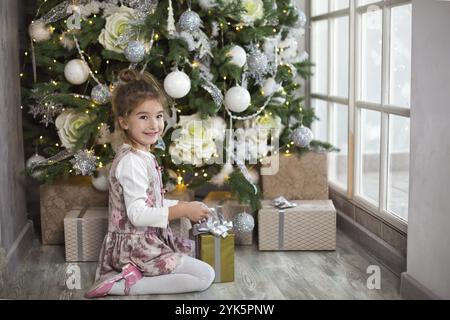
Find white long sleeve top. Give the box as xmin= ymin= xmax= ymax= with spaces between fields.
xmin=115 ymin=144 xmax=178 ymax=228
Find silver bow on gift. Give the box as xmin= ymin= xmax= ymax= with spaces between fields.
xmin=192 ymin=207 xmax=233 ymax=238
xmin=272 ymin=196 xmax=297 ymax=209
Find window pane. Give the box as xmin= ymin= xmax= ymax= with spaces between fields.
xmin=312 ymin=0 xmax=328 ymax=16
xmin=359 ymin=109 xmax=380 ymax=204
xmin=389 ymin=4 xmax=412 ymax=108
xmin=332 ymin=16 xmax=349 ymax=98
xmin=329 ymin=103 xmax=348 ymax=189
xmin=332 ymin=0 xmax=349 ymax=11
xmin=312 ymin=99 xmax=328 ymax=142
xmin=358 ymin=0 xmax=380 ymax=6
xmin=360 ymin=8 xmax=382 ymax=103
xmin=312 ymin=20 xmax=328 ymax=95
xmin=387 ymin=115 xmax=410 ymax=221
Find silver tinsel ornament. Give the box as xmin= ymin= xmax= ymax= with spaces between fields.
xmin=124 ymin=40 xmax=146 ymax=63
xmin=232 ymin=212 xmax=255 ymax=233
xmin=177 ymin=10 xmax=202 ymax=33
xmin=291 ymin=126 xmax=314 ymax=148
xmin=70 ymin=149 xmax=97 ymax=176
xmin=91 ymin=84 xmax=111 ymax=105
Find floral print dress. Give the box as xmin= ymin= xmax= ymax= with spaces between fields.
xmin=94 ymin=144 xmax=192 ymax=282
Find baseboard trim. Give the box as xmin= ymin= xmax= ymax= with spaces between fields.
xmin=5 ymin=219 xmax=34 ymax=273
xmin=400 ymin=272 xmax=441 ymax=300
xmin=337 ymin=210 xmax=406 ymax=276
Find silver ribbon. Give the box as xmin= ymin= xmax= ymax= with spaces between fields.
xmin=28 ymin=149 xmax=75 ymax=175
xmin=272 ymin=196 xmax=297 ymax=209
xmin=214 ymin=236 xmax=221 ymax=282
xmin=200 ymin=76 xmax=223 ymax=110
xmin=278 ymin=209 xmax=284 ymax=250
xmin=192 ymin=207 xmax=233 ymax=238
xmin=271 ymin=197 xmax=296 ymax=250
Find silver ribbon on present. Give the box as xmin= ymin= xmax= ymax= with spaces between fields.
xmin=271 ymin=196 xmax=296 ymax=250
xmin=192 ymin=207 xmax=233 ymax=238
xmin=272 ymin=196 xmax=297 ymax=209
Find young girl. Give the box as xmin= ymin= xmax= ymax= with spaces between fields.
xmin=85 ymin=69 xmax=214 ymax=298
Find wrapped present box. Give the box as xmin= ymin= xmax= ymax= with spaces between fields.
xmin=40 ymin=176 xmax=108 ymax=244
xmin=203 ymin=192 xmax=255 ymax=245
xmin=261 ymin=152 xmax=329 ymax=200
xmin=196 ymin=233 xmax=235 ymax=283
xmin=258 ymin=200 xmax=336 ymax=251
xmin=64 ymin=206 xmax=108 ymax=262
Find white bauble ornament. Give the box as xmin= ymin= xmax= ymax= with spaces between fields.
xmin=228 ymin=45 xmax=247 ymax=68
xmin=91 ymin=173 xmax=109 ymax=191
xmin=164 ymin=70 xmax=191 ymax=99
xmin=28 ymin=21 xmax=52 ymax=42
xmin=199 ymin=0 xmax=218 ymax=9
xmin=294 ymin=8 xmax=307 ymax=28
xmin=26 ymin=154 xmax=46 ymax=179
xmin=91 ymin=165 xmax=110 ymax=191
xmin=224 ymin=86 xmax=251 ymax=113
xmin=262 ymin=77 xmax=282 ymax=97
xmin=64 ymin=59 xmax=90 ymax=85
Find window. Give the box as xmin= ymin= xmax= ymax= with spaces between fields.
xmin=310 ymin=0 xmax=411 ymax=229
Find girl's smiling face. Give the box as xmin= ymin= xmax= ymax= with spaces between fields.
xmin=118 ymin=98 xmax=165 ymax=151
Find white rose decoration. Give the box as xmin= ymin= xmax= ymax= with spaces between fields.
xmin=170 ymin=114 xmax=225 ymax=166
xmin=241 ymin=0 xmax=264 ymax=25
xmin=55 ymin=110 xmax=95 ymax=150
xmin=98 ymin=6 xmax=136 ymax=53
xmin=257 ymin=114 xmax=285 ymax=139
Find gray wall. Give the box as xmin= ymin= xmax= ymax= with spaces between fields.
xmin=406 ymin=0 xmax=450 ymax=299
xmin=0 ymin=0 xmax=33 ymax=280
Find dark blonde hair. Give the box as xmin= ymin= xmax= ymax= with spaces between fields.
xmin=111 ymin=69 xmax=170 ymax=148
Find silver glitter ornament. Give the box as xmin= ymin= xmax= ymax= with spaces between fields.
xmin=247 ymin=50 xmax=268 ymax=75
xmin=232 ymin=212 xmax=255 ymax=233
xmin=124 ymin=40 xmax=146 ymax=63
xmin=178 ymin=10 xmax=202 ymax=33
xmin=291 ymin=126 xmax=314 ymax=148
xmin=246 ymin=45 xmax=269 ymax=85
xmin=91 ymin=84 xmax=111 ymax=105
xmin=26 ymin=153 xmax=46 ymax=179
xmin=70 ymin=149 xmax=97 ymax=176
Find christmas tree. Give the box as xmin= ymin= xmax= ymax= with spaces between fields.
xmin=21 ymin=0 xmax=335 ymax=211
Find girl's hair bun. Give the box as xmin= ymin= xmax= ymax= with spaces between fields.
xmin=118 ymin=69 xmax=140 ymax=83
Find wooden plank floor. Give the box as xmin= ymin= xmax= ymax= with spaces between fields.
xmin=0 ymin=230 xmax=401 ymax=300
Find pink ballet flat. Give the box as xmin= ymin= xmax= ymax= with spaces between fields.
xmin=85 ymin=263 xmax=142 ymax=298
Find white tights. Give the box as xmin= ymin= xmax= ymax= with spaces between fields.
xmin=108 ymin=256 xmax=215 ymax=295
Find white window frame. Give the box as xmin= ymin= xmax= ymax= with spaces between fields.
xmin=309 ymin=0 xmax=411 ymax=233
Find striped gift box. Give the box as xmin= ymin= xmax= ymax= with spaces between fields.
xmin=64 ymin=206 xmax=108 ymax=262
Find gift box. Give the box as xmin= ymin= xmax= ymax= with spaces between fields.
xmin=64 ymin=206 xmax=108 ymax=262
xmin=40 ymin=176 xmax=108 ymax=244
xmin=261 ymin=152 xmax=329 ymax=200
xmin=203 ymin=192 xmax=254 ymax=245
xmin=258 ymin=200 xmax=336 ymax=251
xmin=196 ymin=233 xmax=235 ymax=283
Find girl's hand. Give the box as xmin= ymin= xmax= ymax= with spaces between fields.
xmin=182 ymin=201 xmax=210 ymax=223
